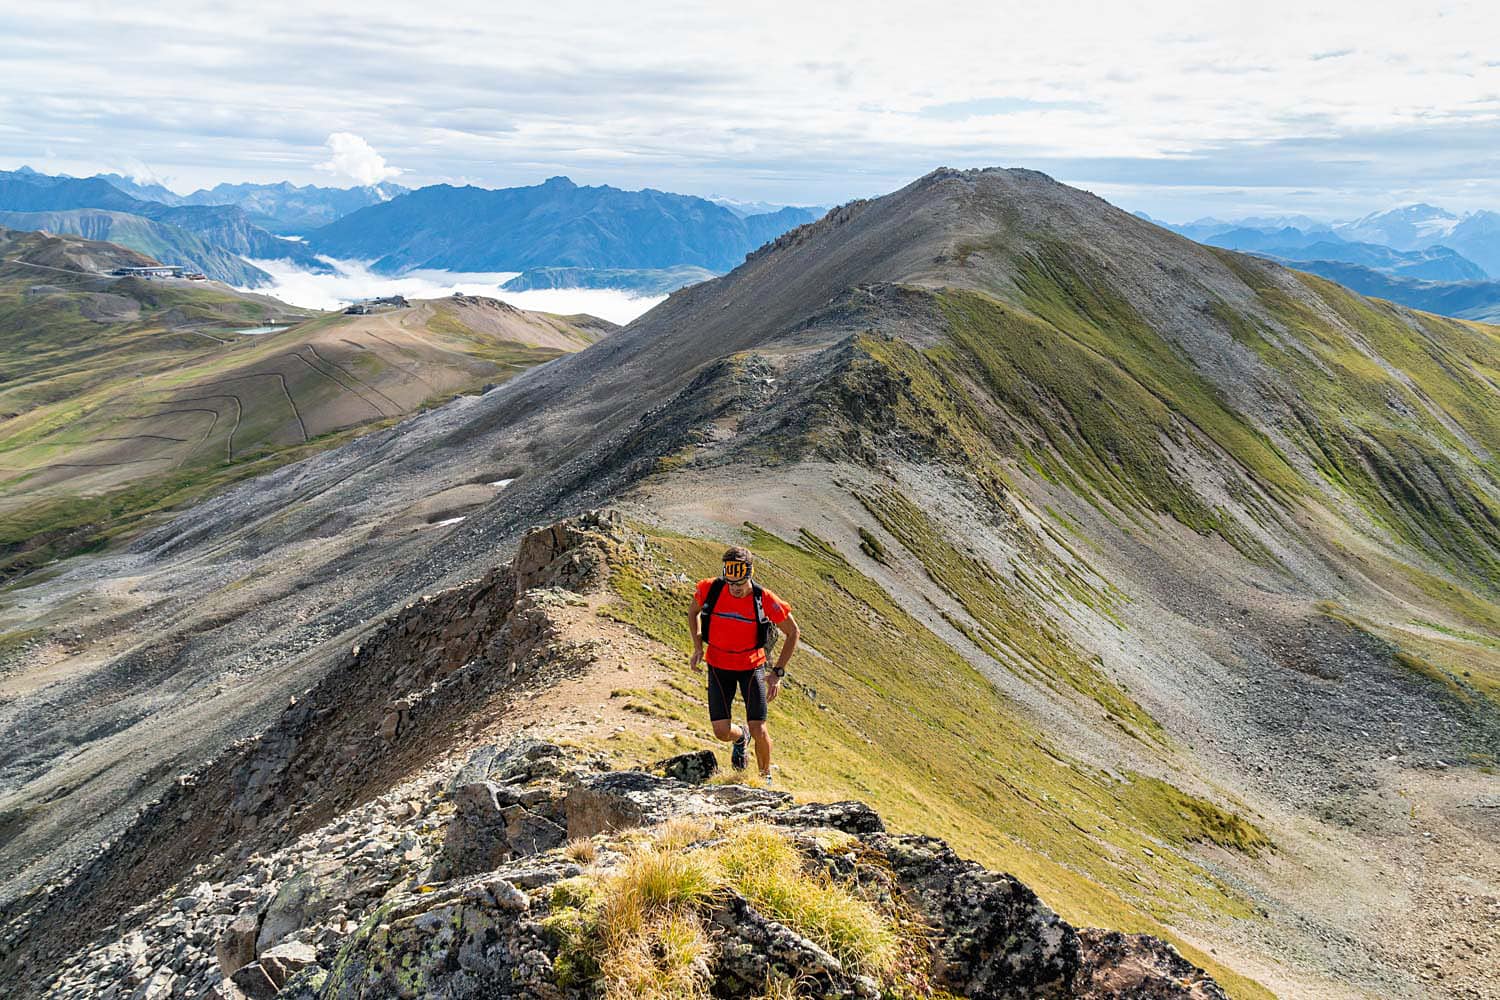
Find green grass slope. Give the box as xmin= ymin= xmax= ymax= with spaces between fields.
xmin=596 ymin=522 xmax=1274 ymax=1000
xmin=0 ymin=234 xmax=607 ymax=580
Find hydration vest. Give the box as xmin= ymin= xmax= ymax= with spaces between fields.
xmin=699 ymin=578 xmax=774 ymax=654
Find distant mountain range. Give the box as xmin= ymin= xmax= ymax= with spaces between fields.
xmin=1283 ymin=260 xmax=1500 ymax=323
xmin=0 ymin=167 xmax=822 ymax=293
xmin=0 ymin=169 xmax=332 ymax=284
xmin=97 ymin=174 xmax=407 ymax=234
xmin=1147 ymin=204 xmax=1500 ymax=319
xmin=309 ymin=176 xmax=821 ymax=273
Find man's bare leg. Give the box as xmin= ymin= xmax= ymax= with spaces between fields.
xmin=711 ymin=719 xmax=744 ymax=743
xmin=747 ymin=720 xmax=772 ymax=776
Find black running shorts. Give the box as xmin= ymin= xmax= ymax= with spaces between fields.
xmin=707 ymin=665 xmax=767 ymax=722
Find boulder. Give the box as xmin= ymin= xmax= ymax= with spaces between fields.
xmin=258 ymin=940 xmax=317 ymax=989
xmin=274 ymin=964 xmax=329 ymax=1000
xmin=433 ymin=781 xmax=567 ymax=879
xmin=876 ymin=834 xmax=1081 ymax=998
xmin=215 ymin=910 xmax=259 ymax=977
xmin=1076 ymin=929 xmax=1229 ymax=999
xmin=654 ymin=749 xmax=719 ymax=783
xmin=770 ymin=800 xmax=885 ymax=835
xmin=256 ymin=867 xmax=332 ymax=953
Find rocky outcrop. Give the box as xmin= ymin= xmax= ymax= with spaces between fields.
xmin=0 ymin=512 xmax=631 ymax=992
xmin=41 ymin=741 xmax=1225 ymax=999
xmin=14 ymin=511 xmax=1225 ymax=998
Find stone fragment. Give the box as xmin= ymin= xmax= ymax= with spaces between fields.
xmin=229 ymin=962 xmax=278 ymax=1000
xmin=258 ymin=940 xmax=317 ymax=989
xmin=131 ymin=966 xmax=177 ymax=1000
xmin=216 ymin=911 xmax=259 ymax=977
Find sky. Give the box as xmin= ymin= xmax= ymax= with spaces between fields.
xmin=5 ymin=1 xmax=1500 ymax=221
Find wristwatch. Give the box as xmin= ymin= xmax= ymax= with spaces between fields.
xmin=772 ymin=666 xmax=786 ymax=678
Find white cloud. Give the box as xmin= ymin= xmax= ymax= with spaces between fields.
xmin=316 ymin=132 xmax=402 ymax=187
xmin=6 ymin=1 xmax=1500 ymax=216
xmin=116 ymin=156 xmax=169 ymax=187
xmin=242 ymin=256 xmax=662 ymax=325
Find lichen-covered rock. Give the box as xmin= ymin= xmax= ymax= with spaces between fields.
xmin=563 ymin=769 xmax=787 ymax=837
xmin=868 ymin=834 xmax=1081 ymax=998
xmin=1076 ymin=929 xmax=1230 ymax=999
xmin=654 ymin=748 xmax=719 ymax=783
xmin=709 ymin=893 xmax=881 ymax=999
xmin=256 ymin=866 xmax=334 ymax=953
xmin=316 ymin=873 xmax=552 ymax=999
xmin=770 ymin=799 xmax=886 ymax=835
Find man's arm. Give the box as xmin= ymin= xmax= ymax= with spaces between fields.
xmin=688 ymin=599 xmax=704 ymax=671
xmin=766 ymin=614 xmax=798 ymax=701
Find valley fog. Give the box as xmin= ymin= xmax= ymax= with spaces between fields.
xmin=242 ymin=255 xmax=667 ymax=323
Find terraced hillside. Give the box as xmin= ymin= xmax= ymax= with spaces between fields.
xmin=0 ymin=230 xmax=613 ymax=579
xmin=2 ymin=171 xmax=1497 ymax=999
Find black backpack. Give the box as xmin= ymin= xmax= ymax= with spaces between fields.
xmin=700 ymin=578 xmax=775 ymax=654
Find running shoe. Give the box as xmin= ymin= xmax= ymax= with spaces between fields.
xmin=731 ymin=729 xmax=750 ymax=770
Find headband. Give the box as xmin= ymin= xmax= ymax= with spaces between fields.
xmin=723 ymin=559 xmax=752 ymax=582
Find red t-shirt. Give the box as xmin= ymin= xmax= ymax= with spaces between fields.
xmin=694 ymin=578 xmax=791 ymax=670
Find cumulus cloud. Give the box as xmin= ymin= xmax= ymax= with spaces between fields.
xmin=316 ymin=132 xmax=402 ymax=187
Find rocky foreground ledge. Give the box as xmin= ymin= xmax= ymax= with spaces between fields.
xmin=44 ymin=738 xmax=1226 ymax=999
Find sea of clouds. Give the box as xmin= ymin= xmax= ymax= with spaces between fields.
xmin=242 ymin=257 xmax=666 ymax=325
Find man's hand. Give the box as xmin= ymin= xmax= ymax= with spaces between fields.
xmin=690 ymin=645 xmax=704 ymax=671
xmin=765 ymin=671 xmax=781 ymax=702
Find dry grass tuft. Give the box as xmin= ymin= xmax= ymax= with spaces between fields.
xmin=563 ymin=837 xmax=599 ymax=864
xmin=602 ymin=910 xmax=713 ymax=1000
xmin=706 ymin=769 xmax=770 ymax=789
xmin=545 ymin=819 xmax=906 ymax=998
xmin=715 ymin=824 xmax=899 ymax=978
xmin=655 ymin=815 xmax=716 ymax=852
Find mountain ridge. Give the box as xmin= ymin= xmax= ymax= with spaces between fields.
xmin=307 ymin=175 xmax=821 ymax=273
xmin=2 ymin=166 xmax=1496 ymax=999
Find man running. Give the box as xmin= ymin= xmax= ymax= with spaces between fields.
xmin=688 ymin=546 xmax=799 ymax=783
